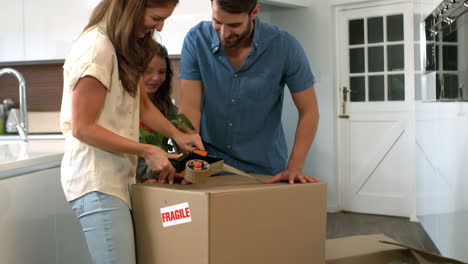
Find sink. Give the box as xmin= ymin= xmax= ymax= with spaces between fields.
xmin=0 ymin=133 xmax=64 ymax=141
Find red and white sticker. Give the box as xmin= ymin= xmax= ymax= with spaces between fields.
xmin=160 ymin=202 xmax=192 ymax=227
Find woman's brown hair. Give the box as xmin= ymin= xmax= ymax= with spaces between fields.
xmin=84 ymin=0 xmax=179 ymax=97
xmin=146 ymin=41 xmax=175 ymax=118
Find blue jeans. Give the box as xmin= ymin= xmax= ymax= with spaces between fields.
xmin=70 ymin=192 xmax=136 ymax=264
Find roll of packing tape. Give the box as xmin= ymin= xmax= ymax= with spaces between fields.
xmin=184 ymin=159 xmax=212 ymax=184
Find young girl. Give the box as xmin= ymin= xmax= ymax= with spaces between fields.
xmin=142 ymin=42 xmax=175 ymax=120
xmin=137 ymin=42 xmax=178 ymax=183
xmin=60 ymin=0 xmax=203 ymax=263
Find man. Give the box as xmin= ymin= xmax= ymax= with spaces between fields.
xmin=179 ymin=0 xmax=319 ymax=184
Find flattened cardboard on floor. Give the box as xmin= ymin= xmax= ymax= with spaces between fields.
xmin=326 ymin=234 xmax=466 ymax=264
xmin=132 ymin=175 xmax=327 ymax=264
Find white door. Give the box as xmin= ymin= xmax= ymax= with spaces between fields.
xmin=336 ymin=2 xmax=415 ymax=217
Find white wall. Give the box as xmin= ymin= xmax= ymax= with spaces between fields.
xmin=414 ymin=102 xmax=468 ymax=262
xmin=414 ymin=0 xmax=468 ymax=261
xmin=260 ymin=2 xmax=338 ymax=211
xmin=159 ymin=0 xmax=212 ymax=55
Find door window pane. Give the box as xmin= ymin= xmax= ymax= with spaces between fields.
xmin=349 ymin=19 xmax=364 ymax=45
xmin=368 ymin=46 xmax=384 ymax=72
xmin=425 ymin=14 xmax=435 ymax=41
xmin=388 ymin=45 xmax=404 ymax=71
xmin=443 ymin=46 xmax=458 ymax=71
xmin=350 ymin=77 xmax=366 ymax=102
xmin=415 ymin=43 xmax=421 ymax=70
xmin=350 ymin=48 xmax=365 ymax=73
xmin=388 ymin=74 xmax=405 ymax=101
xmin=436 ymin=74 xmax=442 ymax=100
xmin=415 ymin=73 xmax=422 ymax=101
xmin=442 ymin=74 xmax=459 ymax=99
xmin=368 ymin=17 xmax=383 ymax=43
xmin=387 ymin=14 xmax=404 ymax=41
xmin=346 ymin=13 xmax=408 ymax=104
xmin=442 ymin=23 xmax=457 ymax=42
xmin=425 ymin=43 xmax=437 ymax=71
xmin=369 ymin=75 xmax=385 ymax=101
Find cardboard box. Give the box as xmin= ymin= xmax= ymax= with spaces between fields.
xmin=326 ymin=234 xmax=466 ymax=264
xmin=132 ymin=175 xmax=327 ymax=264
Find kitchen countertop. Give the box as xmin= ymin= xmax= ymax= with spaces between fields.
xmin=0 ymin=139 xmax=64 ymax=180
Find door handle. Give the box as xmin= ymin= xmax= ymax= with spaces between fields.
xmin=342 ymin=87 xmax=350 ymax=102
xmin=339 ymin=87 xmax=350 ymax=119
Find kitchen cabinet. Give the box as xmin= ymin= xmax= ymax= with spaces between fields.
xmin=0 ymin=0 xmax=24 ymax=61
xmin=0 ymin=167 xmax=91 ymax=264
xmin=0 ymin=0 xmax=95 ymax=63
xmin=0 ymin=140 xmax=90 ymax=263
xmin=0 ymin=0 xmax=211 ymax=61
xmin=0 ymin=0 xmax=312 ymax=61
xmin=259 ymin=0 xmax=311 ymax=8
xmin=23 ymin=0 xmax=95 ymax=61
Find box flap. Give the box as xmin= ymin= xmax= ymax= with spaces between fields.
xmin=326 ymin=234 xmax=467 ymax=264
xmin=326 ymin=234 xmax=407 ymax=264
xmin=380 ymin=240 xmax=467 ymax=264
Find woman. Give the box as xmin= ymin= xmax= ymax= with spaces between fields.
xmin=60 ymin=0 xmax=203 ymax=263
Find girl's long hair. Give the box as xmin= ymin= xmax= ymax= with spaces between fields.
xmin=84 ymin=0 xmax=179 ymax=97
xmin=147 ymin=42 xmax=175 ymax=118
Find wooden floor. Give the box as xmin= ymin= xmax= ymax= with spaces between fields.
xmin=327 ymin=212 xmax=440 ymax=254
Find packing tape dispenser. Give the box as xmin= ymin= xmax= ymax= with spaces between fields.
xmin=170 ymin=150 xmax=265 ymax=184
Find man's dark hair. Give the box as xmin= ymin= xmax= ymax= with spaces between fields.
xmin=211 ymin=0 xmax=257 ymax=14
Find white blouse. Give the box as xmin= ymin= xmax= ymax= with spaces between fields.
xmin=60 ymin=25 xmax=140 ymax=208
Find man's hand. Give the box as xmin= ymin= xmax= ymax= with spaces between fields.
xmin=267 ymin=168 xmax=318 ymax=184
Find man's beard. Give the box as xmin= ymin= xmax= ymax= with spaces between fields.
xmin=220 ymin=19 xmax=252 ymax=48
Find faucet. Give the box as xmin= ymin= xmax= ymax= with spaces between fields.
xmin=0 ymin=68 xmax=28 ymax=142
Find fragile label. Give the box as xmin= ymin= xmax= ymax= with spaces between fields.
xmin=160 ymin=202 xmax=192 ymax=227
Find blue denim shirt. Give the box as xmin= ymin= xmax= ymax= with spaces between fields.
xmin=180 ymin=17 xmax=315 ymax=175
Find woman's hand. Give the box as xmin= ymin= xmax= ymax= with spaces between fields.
xmin=141 ymin=174 xmax=191 ymax=185
xmin=142 ymin=145 xmax=182 ymax=184
xmin=172 ymin=132 xmax=204 ymax=153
